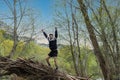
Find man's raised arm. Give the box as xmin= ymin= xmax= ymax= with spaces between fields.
xmin=42 ymin=29 xmax=48 ymax=39
xmin=55 ymin=27 xmax=58 ymax=38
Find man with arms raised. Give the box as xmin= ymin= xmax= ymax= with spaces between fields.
xmin=42 ymin=27 xmax=58 ymax=70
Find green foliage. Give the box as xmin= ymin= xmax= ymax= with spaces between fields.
xmin=15 ymin=42 xmax=50 ymax=61
xmin=0 ymin=39 xmax=13 ymax=56
xmin=0 ymin=30 xmax=100 ymax=79
xmin=0 ymin=30 xmax=5 ymax=42
xmin=59 ymin=46 xmax=75 ymax=74
xmin=59 ymin=46 xmax=101 ymax=79
xmin=0 ymin=30 xmax=13 ymax=56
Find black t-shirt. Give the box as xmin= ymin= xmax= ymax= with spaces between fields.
xmin=49 ymin=38 xmax=57 ymax=50
xmin=43 ymin=29 xmax=58 ymax=51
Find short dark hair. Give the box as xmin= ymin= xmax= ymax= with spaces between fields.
xmin=49 ymin=34 xmax=53 ymax=36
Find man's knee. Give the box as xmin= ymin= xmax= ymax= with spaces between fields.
xmin=54 ymin=57 xmax=57 ymax=62
xmin=46 ymin=57 xmax=50 ymax=61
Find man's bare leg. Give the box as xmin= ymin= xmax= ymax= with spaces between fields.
xmin=46 ymin=56 xmax=51 ymax=66
xmin=54 ymin=57 xmax=58 ymax=70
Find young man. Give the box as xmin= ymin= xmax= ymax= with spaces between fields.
xmin=42 ymin=27 xmax=58 ymax=70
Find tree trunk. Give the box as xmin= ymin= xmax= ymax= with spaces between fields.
xmin=9 ymin=0 xmax=18 ymax=58
xmin=77 ymin=0 xmax=112 ymax=80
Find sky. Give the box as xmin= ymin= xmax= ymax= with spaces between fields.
xmin=0 ymin=0 xmax=55 ymax=44
xmin=28 ymin=0 xmax=54 ymax=23
xmin=0 ymin=0 xmax=117 ymax=44
xmin=0 ymin=0 xmax=117 ymax=27
xmin=0 ymin=0 xmax=53 ymax=27
xmin=0 ymin=0 xmax=54 ymax=24
xmin=28 ymin=0 xmax=56 ymax=44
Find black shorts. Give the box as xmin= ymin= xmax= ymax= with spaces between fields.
xmin=48 ymin=50 xmax=58 ymax=57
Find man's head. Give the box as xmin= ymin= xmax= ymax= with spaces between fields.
xmin=49 ymin=34 xmax=53 ymax=39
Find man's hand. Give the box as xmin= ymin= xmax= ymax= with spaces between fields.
xmin=55 ymin=27 xmax=57 ymax=30
xmin=41 ymin=29 xmax=44 ymax=32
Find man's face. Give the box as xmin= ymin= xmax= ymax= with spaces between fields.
xmin=49 ymin=34 xmax=53 ymax=39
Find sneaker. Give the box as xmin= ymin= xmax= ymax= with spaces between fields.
xmin=55 ymin=67 xmax=58 ymax=71
xmin=47 ymin=63 xmax=51 ymax=67
xmin=48 ymin=64 xmax=51 ymax=67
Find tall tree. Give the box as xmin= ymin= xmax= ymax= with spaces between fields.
xmin=3 ymin=0 xmax=36 ymax=58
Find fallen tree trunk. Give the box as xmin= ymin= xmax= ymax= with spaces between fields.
xmin=0 ymin=56 xmax=89 ymax=80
